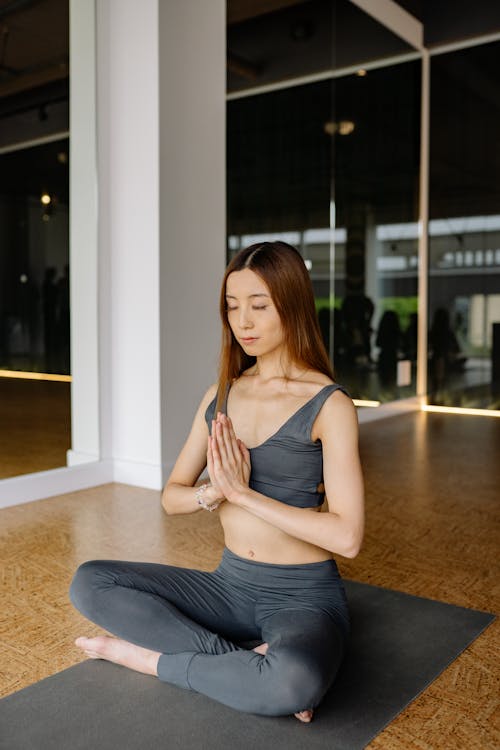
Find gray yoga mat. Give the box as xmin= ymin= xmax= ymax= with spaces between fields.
xmin=0 ymin=580 xmax=494 ymax=750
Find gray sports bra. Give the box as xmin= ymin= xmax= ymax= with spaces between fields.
xmin=204 ymin=382 xmax=351 ymax=509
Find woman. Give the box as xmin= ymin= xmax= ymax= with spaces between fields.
xmin=70 ymin=241 xmax=365 ymax=723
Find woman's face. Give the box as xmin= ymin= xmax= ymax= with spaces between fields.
xmin=225 ymin=269 xmax=285 ymax=357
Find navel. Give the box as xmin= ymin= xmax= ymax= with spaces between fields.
xmin=248 ymin=549 xmax=255 ymax=558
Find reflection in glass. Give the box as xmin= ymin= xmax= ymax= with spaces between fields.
xmin=227 ymin=59 xmax=421 ymax=404
xmin=0 ymin=0 xmax=71 ymax=479
xmin=227 ymin=0 xmax=413 ymax=95
xmin=0 ymin=139 xmax=70 ymax=375
xmin=0 ymin=138 xmax=71 ymax=479
xmin=331 ymin=61 xmax=420 ymax=402
xmin=226 ymin=1 xmax=420 ymax=404
xmin=428 ymin=42 xmax=500 ymax=409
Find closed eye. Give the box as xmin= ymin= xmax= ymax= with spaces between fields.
xmin=227 ymin=306 xmax=267 ymax=311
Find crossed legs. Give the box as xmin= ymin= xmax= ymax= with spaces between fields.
xmin=69 ymin=559 xmax=345 ymax=720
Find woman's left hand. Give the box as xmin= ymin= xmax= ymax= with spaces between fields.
xmin=208 ymin=413 xmax=251 ymax=503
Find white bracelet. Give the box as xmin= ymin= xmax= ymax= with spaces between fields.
xmin=195 ymin=483 xmax=222 ymax=511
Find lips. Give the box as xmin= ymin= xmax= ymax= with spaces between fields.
xmin=241 ymin=337 xmax=258 ymax=343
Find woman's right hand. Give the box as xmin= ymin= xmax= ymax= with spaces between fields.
xmin=206 ymin=415 xmax=251 ymax=501
xmin=205 ymin=437 xmax=225 ymax=504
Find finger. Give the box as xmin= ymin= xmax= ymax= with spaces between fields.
xmin=207 ymin=437 xmax=214 ymax=469
xmin=237 ymin=439 xmax=251 ymax=465
xmin=212 ymin=433 xmax=229 ymax=477
xmin=207 ymin=447 xmax=218 ymax=487
xmin=214 ymin=421 xmax=228 ymax=462
xmin=211 ymin=432 xmax=220 ymax=455
xmin=237 ymin=438 xmax=249 ymax=456
xmin=209 ymin=436 xmax=231 ymax=489
xmin=212 ymin=419 xmax=225 ymax=457
xmin=211 ymin=419 xmax=218 ymax=440
xmin=223 ymin=415 xmax=244 ymax=458
xmin=220 ymin=417 xmax=237 ymax=463
xmin=216 ymin=417 xmax=237 ymax=467
xmin=225 ymin=415 xmax=238 ymax=443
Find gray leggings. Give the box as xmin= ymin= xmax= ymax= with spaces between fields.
xmin=69 ymin=547 xmax=349 ymax=716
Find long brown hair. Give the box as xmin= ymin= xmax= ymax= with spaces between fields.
xmin=214 ymin=241 xmax=336 ymax=414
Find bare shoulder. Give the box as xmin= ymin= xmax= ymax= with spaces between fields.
xmin=323 ymin=383 xmax=356 ymax=416
xmin=312 ymin=383 xmax=357 ymax=442
xmin=202 ymin=382 xmax=219 ymax=406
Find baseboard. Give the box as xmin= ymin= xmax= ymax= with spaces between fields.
xmin=0 ymin=457 xmax=164 ymax=509
xmin=112 ymin=458 xmax=163 ymax=490
xmin=67 ymin=449 xmax=100 ymax=466
xmin=0 ymin=460 xmax=114 ymax=509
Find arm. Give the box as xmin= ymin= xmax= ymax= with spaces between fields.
xmin=161 ymin=382 xmax=223 ymax=515
xmin=211 ymin=389 xmax=365 ymax=558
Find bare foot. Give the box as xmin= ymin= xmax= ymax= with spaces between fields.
xmin=252 ymin=641 xmax=269 ymax=656
xmin=252 ymin=642 xmax=314 ymax=722
xmin=75 ymin=635 xmax=160 ymax=676
xmin=294 ymin=709 xmax=314 ymax=723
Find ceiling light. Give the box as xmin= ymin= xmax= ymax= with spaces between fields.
xmin=338 ymin=121 xmax=355 ymax=136
xmin=324 ymin=121 xmax=355 ymax=136
xmin=41 ymin=193 xmax=51 ymax=205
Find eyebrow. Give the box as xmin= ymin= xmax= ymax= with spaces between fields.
xmin=225 ymin=293 xmax=270 ymax=299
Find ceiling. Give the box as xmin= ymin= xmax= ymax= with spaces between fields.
xmin=0 ymin=0 xmax=499 ymax=226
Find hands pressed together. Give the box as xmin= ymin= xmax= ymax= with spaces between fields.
xmin=206 ymin=412 xmax=251 ymax=505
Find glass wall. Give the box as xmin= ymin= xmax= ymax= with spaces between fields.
xmin=331 ymin=61 xmax=420 ymax=402
xmin=0 ymin=139 xmax=70 ymax=375
xmin=0 ymin=0 xmax=71 ymax=479
xmin=428 ymin=41 xmax=500 ymax=409
xmin=226 ymin=0 xmax=420 ymax=403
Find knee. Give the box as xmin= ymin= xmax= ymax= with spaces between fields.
xmin=278 ymin=657 xmax=329 ymax=712
xmin=69 ymin=560 xmax=110 ymax=615
xmin=255 ymin=653 xmax=331 ymax=715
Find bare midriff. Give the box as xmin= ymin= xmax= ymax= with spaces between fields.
xmin=219 ymin=501 xmax=334 ymax=565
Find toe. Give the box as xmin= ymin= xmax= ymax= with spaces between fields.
xmin=84 ymin=651 xmax=102 ymax=659
xmin=294 ymin=709 xmax=314 ymax=723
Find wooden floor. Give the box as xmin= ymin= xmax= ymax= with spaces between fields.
xmin=0 ymin=410 xmax=498 ymax=748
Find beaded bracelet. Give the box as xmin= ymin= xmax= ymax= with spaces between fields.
xmin=195 ymin=483 xmax=223 ymax=512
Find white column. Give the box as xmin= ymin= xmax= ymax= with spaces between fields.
xmin=158 ymin=0 xmax=226 ymax=479
xmin=96 ymin=0 xmax=162 ymax=488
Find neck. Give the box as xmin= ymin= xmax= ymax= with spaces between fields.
xmin=249 ymin=350 xmax=306 ymax=383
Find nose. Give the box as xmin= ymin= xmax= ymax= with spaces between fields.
xmin=238 ymin=307 xmax=254 ymax=329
